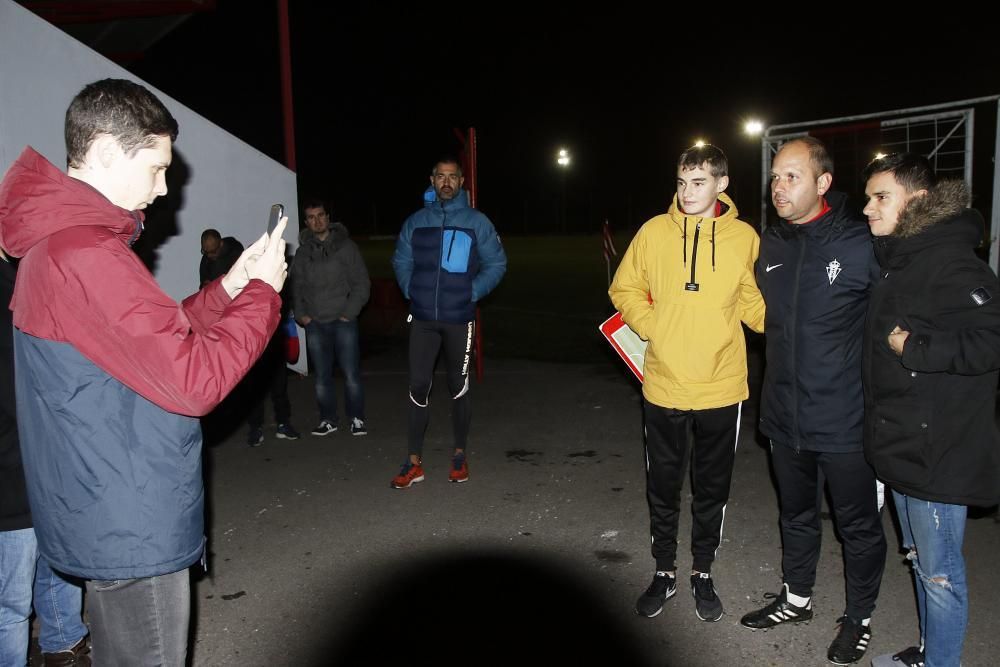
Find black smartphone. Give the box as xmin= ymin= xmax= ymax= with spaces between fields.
xmin=267 ymin=203 xmax=284 ymax=235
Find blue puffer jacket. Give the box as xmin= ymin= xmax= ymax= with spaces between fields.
xmin=392 ymin=190 xmax=507 ymax=323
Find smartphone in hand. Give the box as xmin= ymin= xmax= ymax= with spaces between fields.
xmin=267 ymin=203 xmax=284 ymax=235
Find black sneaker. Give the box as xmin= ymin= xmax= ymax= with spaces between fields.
xmin=350 ymin=417 xmax=368 ymax=436
xmin=870 ymin=646 xmax=924 ymax=667
xmin=827 ymin=616 xmax=871 ymax=665
xmin=740 ymin=584 xmax=813 ymax=629
xmin=247 ymin=427 xmax=264 ymax=448
xmin=311 ymin=420 xmax=337 ymax=436
xmin=691 ymin=572 xmax=723 ymax=622
xmin=635 ymin=572 xmax=677 ymax=618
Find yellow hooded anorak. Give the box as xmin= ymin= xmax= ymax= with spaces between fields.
xmin=609 ymin=193 xmax=765 ymax=410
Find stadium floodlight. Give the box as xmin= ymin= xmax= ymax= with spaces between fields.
xmin=744 ymin=119 xmax=764 ymax=136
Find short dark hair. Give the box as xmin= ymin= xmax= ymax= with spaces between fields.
xmin=301 ymin=197 xmax=329 ymax=215
xmin=431 ymin=156 xmax=463 ymax=177
xmin=201 ymin=229 xmax=222 ymax=243
xmin=678 ymin=144 xmax=728 ymax=178
xmin=65 ymin=78 xmax=179 ymax=169
xmin=784 ymin=137 xmax=834 ymax=178
xmin=862 ymin=152 xmax=936 ymax=193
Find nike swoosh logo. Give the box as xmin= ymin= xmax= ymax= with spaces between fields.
xmin=765 ymin=264 xmax=783 ymax=272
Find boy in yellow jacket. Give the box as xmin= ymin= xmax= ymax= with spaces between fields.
xmin=610 ymin=144 xmax=765 ymax=622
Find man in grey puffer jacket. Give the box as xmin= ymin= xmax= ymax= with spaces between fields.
xmin=291 ymin=198 xmax=371 ymax=436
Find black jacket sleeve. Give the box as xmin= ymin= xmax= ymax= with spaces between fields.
xmin=901 ymin=262 xmax=1000 ymax=375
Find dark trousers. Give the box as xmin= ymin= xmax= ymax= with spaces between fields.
xmin=246 ymin=337 xmax=291 ymax=428
xmin=643 ymin=400 xmax=741 ymax=573
xmin=770 ymin=443 xmax=886 ymax=620
xmin=407 ymin=319 xmax=474 ymax=458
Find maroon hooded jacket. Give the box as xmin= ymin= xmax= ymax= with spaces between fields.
xmin=0 ymin=147 xmax=280 ymax=578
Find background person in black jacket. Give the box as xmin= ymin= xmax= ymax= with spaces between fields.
xmin=862 ymin=153 xmax=1000 ymax=667
xmin=0 ymin=249 xmax=90 ymax=666
xmin=741 ymin=138 xmax=886 ymax=667
xmin=198 ymin=229 xmax=300 ymax=447
xmin=199 ymin=229 xmax=244 ymax=287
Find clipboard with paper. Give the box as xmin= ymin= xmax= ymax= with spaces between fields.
xmin=599 ymin=312 xmax=647 ymax=383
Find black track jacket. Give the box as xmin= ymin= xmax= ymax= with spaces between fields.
xmin=758 ymin=191 xmax=878 ymax=452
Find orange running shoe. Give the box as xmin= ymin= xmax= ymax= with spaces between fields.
xmin=448 ymin=453 xmax=469 ymax=483
xmin=391 ymin=461 xmax=424 ymax=489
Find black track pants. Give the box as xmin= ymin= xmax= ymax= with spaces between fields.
xmin=407 ymin=319 xmax=474 ymax=458
xmin=770 ymin=443 xmax=886 ymax=620
xmin=642 ymin=400 xmax=741 ymax=573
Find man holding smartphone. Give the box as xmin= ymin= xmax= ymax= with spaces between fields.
xmin=0 ymin=78 xmax=287 ymax=665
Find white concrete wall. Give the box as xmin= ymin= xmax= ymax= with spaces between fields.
xmin=0 ymin=0 xmax=301 ymax=295
xmin=0 ymin=0 xmax=308 ymax=373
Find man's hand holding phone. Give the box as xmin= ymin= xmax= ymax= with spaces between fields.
xmin=221 ymin=205 xmax=289 ymax=298
xmin=246 ymin=216 xmax=288 ymax=293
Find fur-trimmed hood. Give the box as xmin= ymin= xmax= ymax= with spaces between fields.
xmin=876 ymin=179 xmax=984 ymax=270
xmin=894 ymin=179 xmax=971 ymax=238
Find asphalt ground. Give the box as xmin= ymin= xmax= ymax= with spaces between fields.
xmin=179 ymin=339 xmax=1000 ymax=667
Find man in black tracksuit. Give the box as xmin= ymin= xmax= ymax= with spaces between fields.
xmin=740 ymin=138 xmax=886 ymax=666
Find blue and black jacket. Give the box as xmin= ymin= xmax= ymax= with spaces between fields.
xmin=392 ymin=190 xmax=507 ymax=323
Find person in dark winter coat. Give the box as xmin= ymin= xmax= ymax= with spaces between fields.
xmin=291 ymin=198 xmax=371 ymax=437
xmin=199 ymin=229 xmax=244 ymax=287
xmin=862 ymin=153 xmax=1000 ymax=667
xmin=0 ymin=250 xmax=90 ymax=667
xmin=740 ymin=138 xmax=886 ymax=667
xmin=199 ymin=229 xmax=300 ymax=447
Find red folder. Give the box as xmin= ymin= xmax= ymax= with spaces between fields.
xmin=599 ymin=312 xmax=647 ymax=383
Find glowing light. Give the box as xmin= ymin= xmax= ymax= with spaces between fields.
xmin=694 ymin=140 xmax=706 ymax=148
xmin=557 ymin=148 xmax=571 ymax=167
xmin=744 ymin=119 xmax=764 ymax=136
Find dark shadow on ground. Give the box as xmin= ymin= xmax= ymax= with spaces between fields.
xmin=314 ymin=550 xmax=660 ymax=667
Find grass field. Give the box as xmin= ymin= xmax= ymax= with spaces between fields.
xmin=356 ymin=233 xmax=635 ymax=363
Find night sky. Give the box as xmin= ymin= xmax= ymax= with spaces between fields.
xmin=125 ymin=4 xmax=1000 ymax=236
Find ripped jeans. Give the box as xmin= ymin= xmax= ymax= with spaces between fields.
xmin=892 ymin=490 xmax=967 ymax=667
